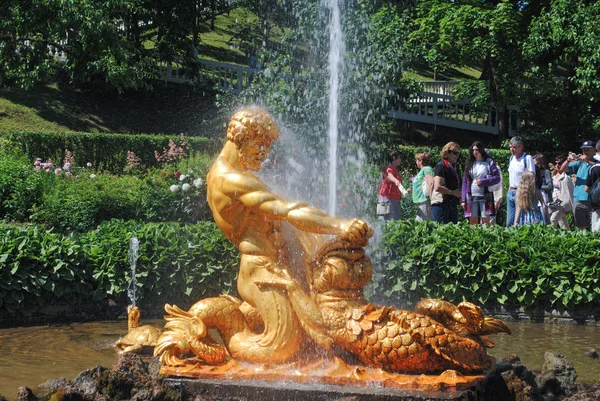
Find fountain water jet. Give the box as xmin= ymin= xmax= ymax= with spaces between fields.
xmin=127 ymin=236 xmax=139 ymax=306
xmin=327 ymin=0 xmax=345 ymax=216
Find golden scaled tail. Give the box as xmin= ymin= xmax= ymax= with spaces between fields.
xmin=153 ymin=304 xmax=227 ymax=366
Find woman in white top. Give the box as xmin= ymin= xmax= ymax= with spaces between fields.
xmin=549 ymin=155 xmax=574 ymax=230
xmin=461 ymin=141 xmax=501 ymax=225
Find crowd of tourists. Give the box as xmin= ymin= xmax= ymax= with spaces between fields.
xmin=377 ymin=137 xmax=600 ymax=232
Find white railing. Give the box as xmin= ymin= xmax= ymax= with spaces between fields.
xmin=159 ymin=59 xmax=259 ymax=93
xmin=160 ymin=60 xmax=522 ymax=135
xmin=390 ymin=94 xmax=522 ymax=136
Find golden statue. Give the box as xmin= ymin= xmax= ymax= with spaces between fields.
xmin=115 ymin=305 xmax=162 ymax=354
xmin=154 ymin=108 xmax=510 ymax=388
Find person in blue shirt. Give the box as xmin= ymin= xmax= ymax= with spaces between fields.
xmin=558 ymin=140 xmax=597 ymax=230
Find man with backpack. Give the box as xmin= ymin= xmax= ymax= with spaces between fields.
xmin=506 ymin=136 xmax=536 ymax=226
xmin=559 ymin=140 xmax=597 ymax=230
xmin=586 ymin=141 xmax=600 ymax=232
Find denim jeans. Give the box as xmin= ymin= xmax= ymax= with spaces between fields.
xmin=432 ymin=203 xmax=458 ymax=224
xmin=506 ymin=189 xmax=517 ymax=227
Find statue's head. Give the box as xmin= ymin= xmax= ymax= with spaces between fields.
xmin=227 ymin=108 xmax=281 ymax=171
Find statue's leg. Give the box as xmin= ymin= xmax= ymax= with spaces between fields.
xmin=229 ymin=255 xmax=303 ymax=363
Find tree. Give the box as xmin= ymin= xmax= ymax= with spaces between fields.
xmin=408 ymin=0 xmax=526 ymax=139
xmin=0 ymin=0 xmax=240 ymax=92
xmin=0 ymin=0 xmax=159 ymax=92
xmin=521 ymin=0 xmax=600 ymax=145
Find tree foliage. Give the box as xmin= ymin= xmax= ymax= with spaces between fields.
xmin=0 ymin=0 xmax=236 ymax=92
xmin=520 ymin=0 xmax=600 ymax=144
xmin=1 ymin=0 xmax=599 ymax=145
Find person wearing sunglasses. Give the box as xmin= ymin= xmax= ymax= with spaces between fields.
xmin=461 ymin=141 xmax=501 ymax=226
xmin=431 ymin=142 xmax=462 ymax=223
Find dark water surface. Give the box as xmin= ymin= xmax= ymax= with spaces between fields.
xmin=488 ymin=321 xmax=600 ymax=383
xmin=0 ymin=320 xmax=598 ymax=399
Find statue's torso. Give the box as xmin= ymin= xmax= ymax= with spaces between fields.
xmin=207 ymin=159 xmax=279 ymax=258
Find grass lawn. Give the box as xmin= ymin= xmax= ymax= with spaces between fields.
xmin=0 ymin=82 xmax=222 ymax=137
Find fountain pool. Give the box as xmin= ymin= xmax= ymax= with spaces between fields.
xmin=0 ymin=320 xmax=598 ymax=399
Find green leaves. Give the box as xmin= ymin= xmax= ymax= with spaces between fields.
xmin=0 ymin=220 xmax=240 ymax=316
xmin=374 ymin=220 xmax=600 ymax=312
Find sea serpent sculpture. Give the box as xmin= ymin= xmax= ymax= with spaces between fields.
xmin=153 ymin=107 xmax=510 ymax=375
xmin=154 ymin=234 xmax=510 ymax=374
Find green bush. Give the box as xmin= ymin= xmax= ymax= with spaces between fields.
xmin=0 ymin=151 xmax=213 ymax=231
xmin=0 ymin=154 xmax=56 ymax=221
xmin=2 ymin=219 xmax=599 ymax=319
xmin=370 ymin=220 xmax=600 ymax=311
xmin=0 ymin=220 xmax=240 ymax=316
xmin=31 ymin=174 xmax=146 ymax=232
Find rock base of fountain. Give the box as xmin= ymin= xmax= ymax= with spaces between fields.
xmin=166 ymin=377 xmax=476 ymax=401
xmin=7 ymin=353 xmax=600 ymax=401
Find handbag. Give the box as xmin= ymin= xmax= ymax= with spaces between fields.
xmin=421 ymin=179 xmax=430 ymax=197
xmin=488 ymin=181 xmax=502 ymax=192
xmin=547 ymin=199 xmax=562 ymax=211
xmin=376 ymin=198 xmax=391 ymax=215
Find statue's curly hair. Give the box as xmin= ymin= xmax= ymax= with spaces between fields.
xmin=226 ymin=108 xmax=280 ymax=147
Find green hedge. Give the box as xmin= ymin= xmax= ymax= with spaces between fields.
xmin=0 ymin=220 xmax=240 ymax=316
xmin=370 ymin=220 xmax=600 ymax=311
xmin=3 ymin=219 xmax=600 ymax=320
xmin=1 ymin=131 xmax=221 ymax=173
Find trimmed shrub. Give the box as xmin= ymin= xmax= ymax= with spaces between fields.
xmin=1 ymin=131 xmax=221 ymax=173
xmin=2 ymin=219 xmax=600 ymax=320
xmin=370 ymin=220 xmax=600 ymax=311
xmin=0 ymin=220 xmax=240 ymax=317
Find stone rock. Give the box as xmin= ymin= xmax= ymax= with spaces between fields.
xmin=481 ymin=355 xmax=544 ymax=401
xmin=16 ymin=387 xmax=38 ymax=401
xmin=37 ymin=377 xmax=70 ymax=394
xmin=33 ymin=354 xmax=180 ymax=401
xmin=536 ymin=352 xmax=578 ymax=397
xmin=501 ymin=369 xmax=539 ymax=401
xmin=562 ymin=382 xmax=600 ymax=401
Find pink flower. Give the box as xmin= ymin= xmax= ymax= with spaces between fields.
xmin=34 ymin=158 xmax=41 ymax=166
xmin=35 ymin=166 xmax=41 ymax=171
xmin=86 ymin=162 xmax=92 ymax=168
xmin=66 ymin=172 xmax=73 ymax=177
xmin=54 ymin=168 xmax=63 ymax=175
xmin=63 ymin=162 xmax=71 ymax=171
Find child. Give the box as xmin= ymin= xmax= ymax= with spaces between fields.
xmin=514 ymin=171 xmax=544 ymax=226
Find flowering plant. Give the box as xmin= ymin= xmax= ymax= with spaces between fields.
xmin=33 ymin=150 xmax=95 ymax=179
xmin=155 ymin=134 xmax=189 ymax=165
xmin=158 ymin=166 xmax=209 ymax=222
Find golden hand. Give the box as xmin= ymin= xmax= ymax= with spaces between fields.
xmin=341 ymin=218 xmax=373 ymax=244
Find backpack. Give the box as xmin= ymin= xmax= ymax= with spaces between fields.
xmin=510 ymin=152 xmax=542 ymax=190
xmin=589 ymin=166 xmax=600 ymax=208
